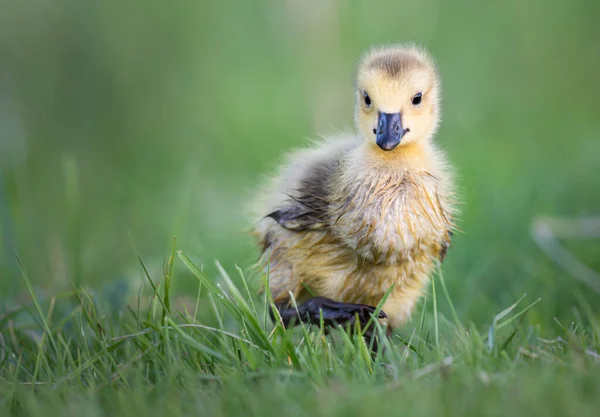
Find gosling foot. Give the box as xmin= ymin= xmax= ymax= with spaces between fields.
xmin=273 ymin=296 xmax=386 ymax=331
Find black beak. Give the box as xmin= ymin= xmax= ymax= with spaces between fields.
xmin=375 ymin=112 xmax=405 ymax=151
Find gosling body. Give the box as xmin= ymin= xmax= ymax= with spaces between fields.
xmin=251 ymin=45 xmax=456 ymax=330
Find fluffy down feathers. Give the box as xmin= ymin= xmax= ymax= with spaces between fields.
xmin=250 ymin=45 xmax=457 ymax=329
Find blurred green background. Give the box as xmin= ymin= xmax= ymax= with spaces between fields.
xmin=0 ymin=0 xmax=599 ymax=327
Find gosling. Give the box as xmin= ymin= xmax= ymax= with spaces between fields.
xmin=250 ymin=44 xmax=457 ymax=334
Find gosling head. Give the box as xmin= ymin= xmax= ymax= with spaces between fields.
xmin=355 ymin=45 xmax=441 ymax=151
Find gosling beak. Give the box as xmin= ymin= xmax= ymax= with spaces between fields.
xmin=375 ymin=112 xmax=405 ymax=151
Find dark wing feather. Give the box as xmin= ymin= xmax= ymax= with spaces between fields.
xmin=267 ymin=155 xmax=341 ymax=232
xmin=266 ymin=204 xmax=326 ymax=231
xmin=439 ymin=230 xmax=453 ymax=262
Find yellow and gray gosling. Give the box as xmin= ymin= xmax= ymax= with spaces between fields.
xmin=250 ymin=44 xmax=457 ymax=337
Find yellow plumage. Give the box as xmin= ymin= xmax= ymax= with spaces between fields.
xmin=250 ymin=44 xmax=457 ymax=331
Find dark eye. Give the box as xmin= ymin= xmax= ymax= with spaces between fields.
xmin=363 ymin=91 xmax=372 ymax=108
xmin=412 ymin=92 xmax=422 ymax=106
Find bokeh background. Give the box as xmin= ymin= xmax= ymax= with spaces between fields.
xmin=1 ymin=0 xmax=599 ymax=327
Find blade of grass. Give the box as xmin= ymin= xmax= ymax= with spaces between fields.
xmin=500 ymin=310 xmax=529 ymax=353
xmin=432 ymin=275 xmax=439 ymax=354
xmin=437 ymin=268 xmax=464 ymax=332
xmin=15 ymin=253 xmax=58 ymax=354
xmin=487 ymin=293 xmax=528 ymax=351
xmin=161 ymin=237 xmax=177 ymax=323
xmin=138 ymin=254 xmax=168 ymax=313
xmin=495 ymin=297 xmax=541 ymax=332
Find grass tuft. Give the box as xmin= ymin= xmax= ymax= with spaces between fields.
xmin=0 ymin=245 xmax=598 ymax=416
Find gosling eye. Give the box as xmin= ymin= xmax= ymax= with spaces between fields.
xmin=412 ymin=92 xmax=422 ymax=106
xmin=363 ymin=91 xmax=372 ymax=108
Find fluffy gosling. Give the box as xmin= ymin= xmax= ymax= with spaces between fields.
xmin=250 ymin=44 xmax=457 ymax=336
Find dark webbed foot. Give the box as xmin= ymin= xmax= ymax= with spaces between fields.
xmin=272 ymin=296 xmax=387 ymax=331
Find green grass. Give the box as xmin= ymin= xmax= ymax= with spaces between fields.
xmin=1 ymin=246 xmax=599 ymax=416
